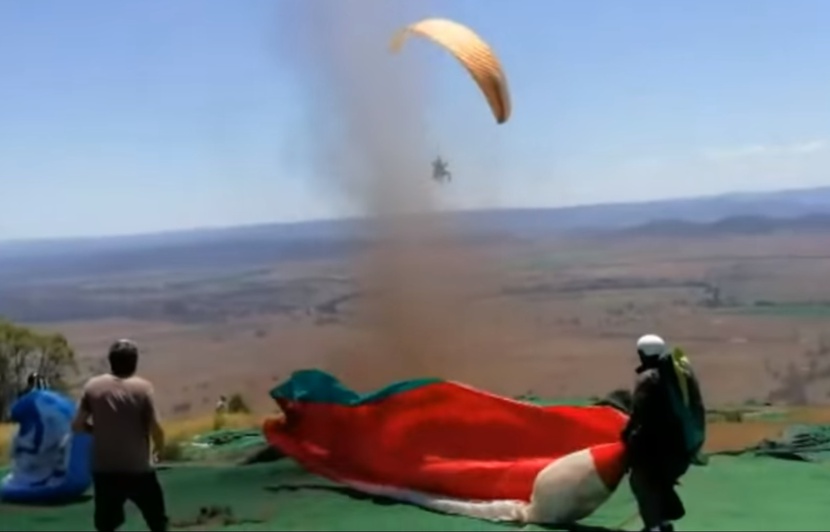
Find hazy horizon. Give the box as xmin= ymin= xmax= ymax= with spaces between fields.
xmin=3 ymin=182 xmax=830 ymax=245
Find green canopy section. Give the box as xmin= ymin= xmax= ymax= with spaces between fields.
xmin=270 ymin=369 xmax=632 ymax=411
xmin=270 ymin=369 xmax=443 ymax=407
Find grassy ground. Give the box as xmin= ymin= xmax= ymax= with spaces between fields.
xmin=2 ymin=455 xmax=830 ymax=531
xmin=3 ymin=404 xmax=830 ymax=530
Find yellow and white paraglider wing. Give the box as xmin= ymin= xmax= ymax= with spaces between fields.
xmin=390 ymin=18 xmax=511 ymax=124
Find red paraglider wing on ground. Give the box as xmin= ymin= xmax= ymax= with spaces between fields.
xmin=263 ymin=370 xmax=629 ymax=502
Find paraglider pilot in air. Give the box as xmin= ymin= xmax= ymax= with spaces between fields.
xmin=622 ymin=334 xmax=706 ymax=532
xmin=391 ymin=18 xmax=510 ymax=185
xmin=432 ymin=155 xmax=452 ymax=183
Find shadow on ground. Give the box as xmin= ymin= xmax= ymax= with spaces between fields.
xmin=266 ymin=484 xmax=398 ymax=506
xmin=3 ymin=493 xmax=93 ymax=508
xmin=170 ymin=503 xmax=268 ymax=530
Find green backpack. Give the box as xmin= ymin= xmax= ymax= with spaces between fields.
xmin=659 ymin=347 xmax=707 ymax=461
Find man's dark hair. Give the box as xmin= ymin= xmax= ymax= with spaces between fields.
xmin=108 ymin=339 xmax=139 ymax=378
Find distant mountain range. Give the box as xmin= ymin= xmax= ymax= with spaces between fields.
xmin=3 ymin=184 xmax=830 ymax=283
xmin=623 ymin=213 xmax=830 ymax=237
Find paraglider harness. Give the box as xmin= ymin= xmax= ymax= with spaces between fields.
xmin=432 ymin=157 xmax=452 ymax=183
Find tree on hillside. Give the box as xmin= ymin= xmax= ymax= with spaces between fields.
xmin=0 ymin=319 xmax=77 ymax=421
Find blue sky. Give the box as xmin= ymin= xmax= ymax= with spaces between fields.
xmin=1 ymin=0 xmax=829 ymax=240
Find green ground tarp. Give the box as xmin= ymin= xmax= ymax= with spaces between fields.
xmin=177 ymin=429 xmax=268 ymax=463
xmin=3 ymin=455 xmax=830 ymax=531
xmin=717 ymin=424 xmax=830 ymax=463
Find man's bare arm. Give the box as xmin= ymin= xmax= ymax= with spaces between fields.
xmin=146 ymin=388 xmax=165 ymax=457
xmin=150 ymin=419 xmax=165 ymax=457
xmin=71 ymin=393 xmax=93 ymax=434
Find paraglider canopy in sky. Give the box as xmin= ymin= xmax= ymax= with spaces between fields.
xmin=389 ymin=17 xmax=512 ymax=125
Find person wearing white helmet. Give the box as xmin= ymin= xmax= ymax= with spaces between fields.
xmin=622 ymin=334 xmax=703 ymax=532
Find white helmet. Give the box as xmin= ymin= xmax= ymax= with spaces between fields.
xmin=636 ymin=334 xmax=667 ymax=358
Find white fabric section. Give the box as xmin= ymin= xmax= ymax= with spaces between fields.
xmin=341 ymin=448 xmax=615 ymax=525
xmin=345 ymin=478 xmax=527 ymax=522
xmin=525 ymin=448 xmax=615 ymax=524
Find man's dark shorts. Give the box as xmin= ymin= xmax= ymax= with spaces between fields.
xmin=93 ymin=471 xmax=168 ymax=532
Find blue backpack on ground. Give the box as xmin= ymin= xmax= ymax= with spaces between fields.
xmin=1 ymin=389 xmax=92 ymax=504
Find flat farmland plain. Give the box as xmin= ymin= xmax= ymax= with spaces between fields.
xmin=8 ymin=230 xmax=827 ymax=421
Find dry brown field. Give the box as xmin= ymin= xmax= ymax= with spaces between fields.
xmin=17 ymin=230 xmax=830 ymax=428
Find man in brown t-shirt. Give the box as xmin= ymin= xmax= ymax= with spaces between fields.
xmin=72 ymin=339 xmax=168 ymax=532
